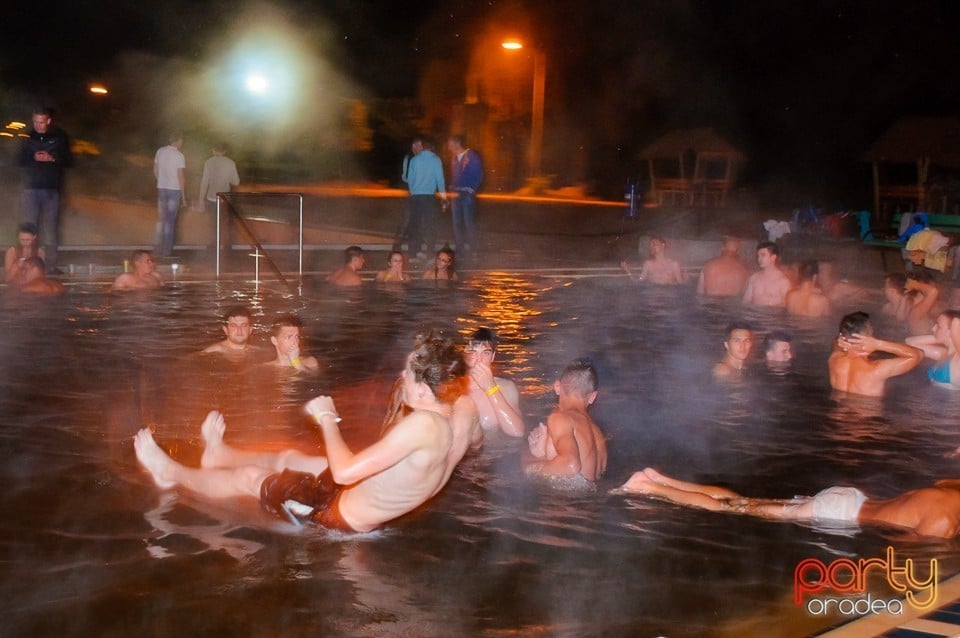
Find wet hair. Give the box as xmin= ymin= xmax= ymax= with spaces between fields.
xmin=131 ymin=249 xmax=153 ymax=263
xmin=798 ymin=260 xmax=819 ymax=282
xmin=839 ymin=311 xmax=871 ymax=337
xmin=764 ymin=330 xmax=792 ymax=353
xmin=906 ymin=269 xmax=934 ymax=284
xmin=433 ymin=247 xmax=456 ymax=279
xmin=21 ymin=257 xmax=45 ymax=271
xmin=222 ymin=305 xmax=251 ymax=323
xmin=559 ymin=358 xmax=599 ymax=396
xmin=724 ymin=321 xmax=754 ymax=341
xmin=884 ymin=273 xmax=906 ymax=289
xmin=756 ymin=240 xmax=779 ymax=256
xmin=271 ymin=314 xmax=303 ymax=337
xmin=649 ymin=235 xmax=666 ymax=245
xmin=17 ymin=222 xmax=38 ymax=236
xmin=387 ymin=250 xmax=405 ymax=263
xmin=409 ymin=332 xmax=467 ymax=403
xmin=468 ymin=327 xmax=498 ymax=351
xmin=344 ymin=245 xmax=364 ymax=264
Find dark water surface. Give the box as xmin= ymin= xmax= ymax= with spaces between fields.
xmin=2 ymin=275 xmax=960 ymax=637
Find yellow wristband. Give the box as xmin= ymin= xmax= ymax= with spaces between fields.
xmin=312 ymin=410 xmax=342 ymax=423
xmin=486 ymin=384 xmax=501 ymax=396
xmin=290 ymin=358 xmax=301 ymax=367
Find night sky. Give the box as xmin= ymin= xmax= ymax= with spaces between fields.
xmin=2 ymin=0 xmax=959 ymax=206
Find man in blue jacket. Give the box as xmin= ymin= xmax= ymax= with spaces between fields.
xmin=404 ymin=137 xmax=447 ymax=260
xmin=447 ymin=135 xmax=483 ymax=257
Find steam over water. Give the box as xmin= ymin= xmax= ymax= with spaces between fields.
xmin=2 ymin=274 xmax=960 ymax=637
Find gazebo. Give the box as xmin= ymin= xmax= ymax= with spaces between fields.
xmin=637 ymin=127 xmax=746 ymax=207
xmin=862 ymin=116 xmax=960 ymax=220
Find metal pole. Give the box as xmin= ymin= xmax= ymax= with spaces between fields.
xmin=530 ymin=49 xmax=546 ymax=179
xmin=215 ymin=196 xmax=221 ymax=277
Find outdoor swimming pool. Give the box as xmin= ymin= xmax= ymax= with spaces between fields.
xmin=2 ymin=273 xmax=959 ymax=637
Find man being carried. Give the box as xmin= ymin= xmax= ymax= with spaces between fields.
xmin=696 ymin=236 xmax=751 ymax=296
xmin=267 ymin=314 xmax=319 ymax=372
xmin=112 ymin=250 xmax=163 ymax=291
xmin=742 ymin=241 xmax=792 ymax=307
xmin=613 ymin=467 xmax=960 ymax=539
xmin=522 ymin=358 xmax=607 ymax=490
xmin=327 ymin=245 xmax=366 ymax=287
xmin=828 ymin=311 xmax=922 ymax=397
xmin=134 ymin=333 xmax=473 ymax=533
xmin=463 ymin=328 xmax=525 ymax=437
xmin=202 ymin=306 xmax=258 ymax=358
xmin=621 ymin=236 xmax=685 ymax=284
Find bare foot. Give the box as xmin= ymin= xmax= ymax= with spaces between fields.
xmin=133 ymin=428 xmax=177 ymax=489
xmin=200 ymin=411 xmax=227 ymax=468
xmin=642 ymin=467 xmax=669 ymax=484
xmin=609 ymin=470 xmax=657 ymax=495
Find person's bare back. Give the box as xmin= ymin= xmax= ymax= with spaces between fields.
xmin=785 ymin=284 xmax=831 ymax=318
xmin=697 ymin=238 xmax=751 ymax=296
xmin=828 ymin=311 xmax=922 ymax=397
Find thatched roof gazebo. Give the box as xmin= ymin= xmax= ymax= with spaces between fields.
xmin=638 ymin=127 xmax=746 ymax=207
xmin=862 ymin=116 xmax=960 ymax=219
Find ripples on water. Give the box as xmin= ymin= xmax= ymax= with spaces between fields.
xmin=2 ymin=275 xmax=960 ymax=637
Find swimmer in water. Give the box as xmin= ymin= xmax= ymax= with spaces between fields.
xmin=742 ymin=241 xmax=792 ymax=307
xmin=422 ymin=248 xmax=457 ymax=281
xmin=202 ymin=305 xmax=260 ymax=358
xmin=10 ymin=257 xmax=64 ymax=295
xmin=375 ymin=250 xmax=412 ymax=283
xmin=785 ymin=260 xmax=831 ymax=318
xmin=4 ymin=222 xmax=45 ymax=283
xmin=714 ymin=322 xmax=754 ymax=379
xmin=621 ymin=235 xmax=685 ymax=285
xmin=327 ymin=245 xmax=365 ymax=287
xmin=696 ymin=236 xmax=751 ymax=297
xmin=522 ymin=358 xmax=607 ymax=489
xmin=828 ymin=311 xmax=922 ymax=397
xmin=112 ymin=250 xmax=162 ymax=291
xmin=266 ymin=314 xmax=319 ymax=372
xmin=907 ymin=309 xmax=960 ymax=388
xmin=134 ymin=333 xmax=474 ymax=533
xmin=763 ymin=330 xmax=793 ymax=371
xmin=612 ymin=468 xmax=960 ymax=539
xmin=462 ymin=328 xmax=525 ymax=437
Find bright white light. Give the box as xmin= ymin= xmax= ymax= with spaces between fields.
xmin=245 ymin=73 xmax=269 ymax=94
xmin=501 ymin=40 xmax=523 ymax=50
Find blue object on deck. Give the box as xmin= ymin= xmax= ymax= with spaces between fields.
xmin=857 ymin=210 xmax=873 ymax=240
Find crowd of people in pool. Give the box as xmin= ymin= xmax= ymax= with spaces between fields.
xmin=9 ymin=220 xmax=960 ymax=539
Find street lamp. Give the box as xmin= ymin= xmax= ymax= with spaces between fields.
xmin=501 ymin=39 xmax=545 ymax=181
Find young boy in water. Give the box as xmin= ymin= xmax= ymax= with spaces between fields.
xmin=522 ymin=358 xmax=607 ymax=489
xmin=620 ymin=236 xmax=685 ymax=284
xmin=267 ymin=314 xmax=319 ymax=372
xmin=613 ymin=468 xmax=960 ymax=539
xmin=463 ymin=328 xmax=525 ymax=437
xmin=714 ymin=322 xmax=754 ymax=379
xmin=202 ymin=305 xmax=259 ymax=358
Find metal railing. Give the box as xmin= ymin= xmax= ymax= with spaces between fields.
xmin=214 ymin=192 xmax=304 ymax=284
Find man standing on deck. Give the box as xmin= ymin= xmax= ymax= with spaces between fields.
xmin=404 ymin=137 xmax=446 ymax=261
xmin=18 ymin=107 xmax=72 ymax=274
xmin=196 ymin=142 xmax=240 ymax=255
xmin=447 ymin=134 xmax=483 ymax=258
xmin=154 ymin=133 xmax=187 ymax=258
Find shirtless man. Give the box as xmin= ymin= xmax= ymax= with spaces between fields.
xmin=785 ymin=260 xmax=831 ymax=318
xmin=904 ymin=271 xmax=941 ymax=336
xmin=881 ymin=274 xmax=909 ymax=321
xmin=112 ymin=250 xmax=162 ymax=291
xmin=4 ymin=222 xmax=45 ymax=283
xmin=202 ymin=306 xmax=258 ymax=357
xmin=621 ymin=236 xmax=685 ymax=285
xmin=267 ymin=314 xmax=319 ymax=372
xmin=522 ymin=358 xmax=607 ymax=489
xmin=714 ymin=322 xmax=754 ymax=379
xmin=742 ymin=241 xmax=792 ymax=307
xmin=612 ymin=468 xmax=960 ymax=539
xmin=828 ymin=311 xmax=922 ymax=397
xmin=10 ymin=257 xmax=65 ymax=295
xmin=763 ymin=330 xmax=793 ymax=368
xmin=134 ymin=333 xmax=473 ymax=533
xmin=463 ymin=328 xmax=525 ymax=437
xmin=696 ymin=236 xmax=751 ymax=296
xmin=327 ymin=245 xmax=365 ymax=287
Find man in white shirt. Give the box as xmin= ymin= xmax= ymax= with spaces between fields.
xmin=154 ymin=133 xmax=186 ymax=257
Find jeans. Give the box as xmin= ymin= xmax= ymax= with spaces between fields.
xmin=22 ymin=188 xmax=60 ymax=270
xmin=451 ymin=190 xmax=477 ymax=253
xmin=407 ymin=195 xmax=439 ymax=257
xmin=156 ymin=189 xmax=181 ymax=256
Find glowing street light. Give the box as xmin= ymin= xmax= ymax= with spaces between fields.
xmin=501 ymin=38 xmax=546 ymax=180
xmin=88 ymin=83 xmax=108 ymax=95
xmin=245 ymin=73 xmax=269 ymax=95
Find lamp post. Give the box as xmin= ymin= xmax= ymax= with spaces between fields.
xmin=501 ymin=39 xmax=545 ymax=181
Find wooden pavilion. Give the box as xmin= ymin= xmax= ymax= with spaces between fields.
xmin=637 ymin=127 xmax=746 ymax=207
xmin=862 ymin=116 xmax=960 ymax=220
